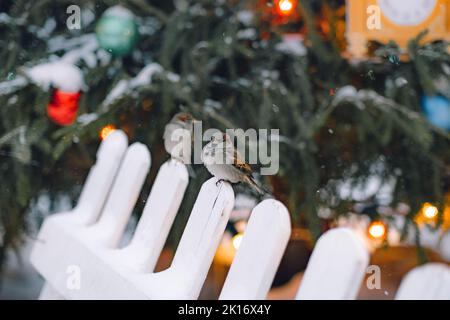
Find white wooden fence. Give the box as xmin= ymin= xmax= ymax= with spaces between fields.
xmin=30 ymin=130 xmax=450 ymax=300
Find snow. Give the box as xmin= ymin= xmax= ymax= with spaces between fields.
xmin=81 ymin=7 xmax=96 ymax=26
xmin=395 ymin=77 xmax=408 ymax=87
xmin=0 ymin=77 xmax=28 ymax=95
xmin=166 ymin=72 xmax=180 ymax=83
xmin=103 ymin=79 xmax=128 ymax=107
xmin=189 ymin=4 xmax=207 ymax=16
xmin=276 ymin=34 xmax=307 ymax=57
xmin=60 ymin=35 xmax=99 ymax=68
xmin=130 ymin=63 xmax=164 ymax=87
xmin=26 ymin=61 xmax=85 ymax=92
xmin=35 ymin=18 xmax=57 ymax=38
xmin=0 ymin=12 xmax=25 ymax=25
xmin=237 ymin=10 xmax=254 ymax=26
xmin=204 ymin=99 xmax=222 ymax=111
xmin=103 ymin=5 xmax=135 ymax=19
xmin=237 ymin=28 xmax=257 ymax=40
xmin=77 ymin=113 xmax=99 ymax=125
xmin=48 ymin=34 xmax=94 ymax=52
xmin=335 ymin=85 xmax=357 ymax=99
xmin=47 ymin=34 xmax=100 ymax=68
xmin=102 ymin=63 xmax=165 ymax=109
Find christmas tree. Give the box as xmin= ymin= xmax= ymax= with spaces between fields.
xmin=0 ymin=0 xmax=449 ymax=276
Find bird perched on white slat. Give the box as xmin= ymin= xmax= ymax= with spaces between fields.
xmin=163 ymin=112 xmax=196 ymax=163
xmin=202 ymin=132 xmax=266 ymax=195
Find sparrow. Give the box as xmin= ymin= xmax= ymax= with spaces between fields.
xmin=201 ymin=132 xmax=266 ymax=195
xmin=163 ymin=112 xmax=196 ymax=163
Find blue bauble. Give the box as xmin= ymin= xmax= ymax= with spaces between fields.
xmin=422 ymin=95 xmax=450 ymax=131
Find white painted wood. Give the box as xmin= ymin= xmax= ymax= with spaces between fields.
xmin=105 ymin=159 xmax=189 ymax=272
xmin=72 ymin=130 xmax=128 ymax=225
xmin=295 ymin=228 xmax=369 ymax=300
xmin=39 ymin=283 xmax=64 ymax=300
xmin=31 ymin=177 xmax=234 ymax=300
xmin=396 ymin=263 xmax=450 ymax=300
xmin=439 ymin=230 xmax=450 ymax=262
xmin=219 ymin=199 xmax=291 ymax=300
xmin=38 ymin=130 xmax=128 ymax=299
xmin=130 ymin=178 xmax=235 ymax=299
xmin=79 ymin=142 xmax=151 ymax=248
xmin=31 ymin=142 xmax=151 ymax=298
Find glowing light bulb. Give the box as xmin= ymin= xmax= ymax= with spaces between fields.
xmin=422 ymin=203 xmax=438 ymax=219
xmin=277 ymin=0 xmax=296 ymax=16
xmin=232 ymin=233 xmax=244 ymax=250
xmin=100 ymin=124 xmax=117 ymax=140
xmin=368 ymin=221 xmax=387 ymax=240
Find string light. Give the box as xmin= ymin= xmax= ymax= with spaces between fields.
xmin=232 ymin=233 xmax=244 ymax=250
xmin=367 ymin=220 xmax=387 ymax=240
xmin=99 ymin=124 xmax=117 ymax=140
xmin=422 ymin=202 xmax=438 ymax=220
xmin=276 ymin=0 xmax=296 ymax=17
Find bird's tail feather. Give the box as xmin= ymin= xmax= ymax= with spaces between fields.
xmin=244 ymin=175 xmax=269 ymax=195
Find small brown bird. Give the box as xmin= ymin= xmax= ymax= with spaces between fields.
xmin=163 ymin=112 xmax=196 ymax=163
xmin=201 ymin=132 xmax=266 ymax=194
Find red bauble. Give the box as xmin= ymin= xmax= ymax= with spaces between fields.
xmin=47 ymin=89 xmax=81 ymax=126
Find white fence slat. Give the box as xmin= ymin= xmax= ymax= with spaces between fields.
xmin=73 ymin=130 xmax=128 ymax=225
xmin=80 ymin=143 xmax=151 ymax=248
xmin=105 ymin=159 xmax=189 ymax=272
xmin=396 ymin=263 xmax=450 ymax=300
xmin=134 ymin=178 xmax=235 ymax=299
xmin=439 ymin=231 xmax=450 ymax=262
xmin=295 ymin=228 xmax=369 ymax=300
xmin=219 ymin=199 xmax=291 ymax=300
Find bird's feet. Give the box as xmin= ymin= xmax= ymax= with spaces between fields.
xmin=216 ymin=179 xmax=226 ymax=186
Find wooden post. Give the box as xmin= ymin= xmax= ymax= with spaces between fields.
xmin=219 ymin=199 xmax=291 ymax=300
xmin=295 ymin=228 xmax=369 ymax=300
xmin=396 ymin=263 xmax=450 ymax=300
xmin=73 ymin=130 xmax=129 ymax=225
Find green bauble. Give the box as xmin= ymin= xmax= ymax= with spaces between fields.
xmin=95 ymin=6 xmax=139 ymax=57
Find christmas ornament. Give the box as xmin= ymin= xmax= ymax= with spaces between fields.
xmin=422 ymin=95 xmax=450 ymax=131
xmin=99 ymin=124 xmax=117 ymax=140
xmin=367 ymin=220 xmax=387 ymax=240
xmin=27 ymin=61 xmax=85 ymax=125
xmin=95 ymin=6 xmax=139 ymax=57
xmin=47 ymin=89 xmax=81 ymax=126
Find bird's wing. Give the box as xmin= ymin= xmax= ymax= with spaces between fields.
xmin=163 ymin=123 xmax=174 ymax=141
xmin=232 ymin=148 xmax=252 ymax=175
